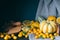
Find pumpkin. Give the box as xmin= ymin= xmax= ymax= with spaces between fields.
xmin=47 ymin=16 xmax=56 ymax=22
xmin=40 ymin=20 xmax=57 ymax=33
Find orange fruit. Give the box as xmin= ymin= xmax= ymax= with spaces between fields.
xmin=42 ymin=34 xmax=46 ymax=38
xmin=13 ymin=36 xmax=17 ymax=40
xmin=35 ymin=35 xmax=38 ymax=39
xmin=0 ymin=34 xmax=4 ymax=38
xmin=54 ymin=33 xmax=59 ymax=36
xmin=25 ymin=35 xmax=28 ymax=38
xmin=11 ymin=34 xmax=15 ymax=37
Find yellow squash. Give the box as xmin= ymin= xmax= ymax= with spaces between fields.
xmin=40 ymin=20 xmax=57 ymax=33
xmin=47 ymin=16 xmax=56 ymax=22
xmin=56 ymin=17 xmax=60 ymax=24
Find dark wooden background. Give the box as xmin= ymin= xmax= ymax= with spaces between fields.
xmin=0 ymin=0 xmax=39 ymax=32
xmin=0 ymin=0 xmax=39 ymax=40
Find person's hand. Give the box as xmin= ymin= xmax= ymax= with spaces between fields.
xmin=7 ymin=22 xmax=22 ymax=34
xmin=7 ymin=26 xmax=21 ymax=34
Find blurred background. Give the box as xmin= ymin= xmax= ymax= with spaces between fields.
xmin=0 ymin=0 xmax=39 ymax=32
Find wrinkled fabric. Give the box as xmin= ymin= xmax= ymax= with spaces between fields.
xmin=35 ymin=0 xmax=60 ymax=20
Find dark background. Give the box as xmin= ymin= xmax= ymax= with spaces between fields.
xmin=0 ymin=0 xmax=39 ymax=32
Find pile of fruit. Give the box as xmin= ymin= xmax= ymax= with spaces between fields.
xmin=0 ymin=16 xmax=60 ymax=40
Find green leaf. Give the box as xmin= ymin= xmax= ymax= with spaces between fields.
xmin=22 ymin=31 xmax=27 ymax=34
xmin=39 ymin=35 xmax=44 ymax=39
xmin=27 ymin=26 xmax=31 ymax=28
